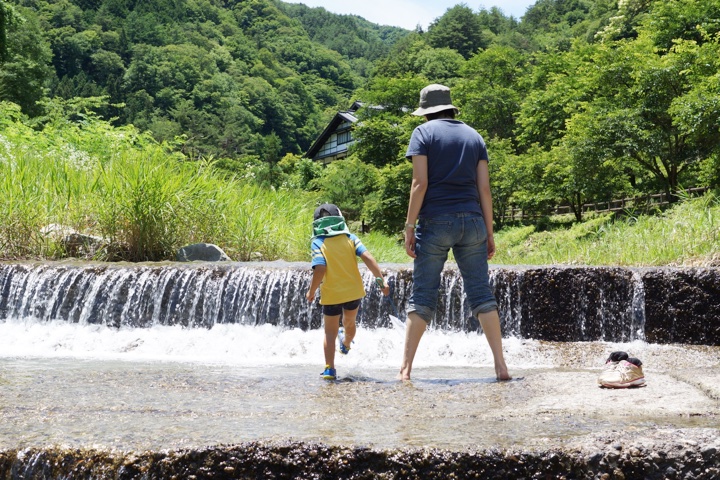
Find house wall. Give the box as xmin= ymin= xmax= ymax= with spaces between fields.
xmin=314 ymin=120 xmax=355 ymax=164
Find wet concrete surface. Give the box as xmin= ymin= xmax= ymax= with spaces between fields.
xmin=1 ymin=341 xmax=719 ymax=478
xmin=0 ymin=341 xmax=718 ymax=453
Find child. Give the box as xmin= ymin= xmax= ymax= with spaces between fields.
xmin=305 ymin=203 xmax=389 ymax=380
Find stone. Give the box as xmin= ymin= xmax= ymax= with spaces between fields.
xmin=63 ymin=232 xmax=104 ymax=258
xmin=176 ymin=243 xmax=231 ymax=262
xmin=41 ymin=224 xmax=105 ymax=258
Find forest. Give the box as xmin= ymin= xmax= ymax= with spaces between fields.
xmin=1 ymin=0 xmax=719 ymax=245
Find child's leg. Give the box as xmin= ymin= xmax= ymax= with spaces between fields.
xmin=340 ymin=307 xmax=358 ymax=348
xmin=323 ymin=314 xmax=341 ymax=368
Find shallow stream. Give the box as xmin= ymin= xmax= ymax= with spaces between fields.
xmin=1 ymin=322 xmax=718 ymax=451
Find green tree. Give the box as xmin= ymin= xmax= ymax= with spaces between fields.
xmin=312 ymin=156 xmax=379 ymax=221
xmin=356 ymin=75 xmax=428 ymax=116
xmin=412 ymin=47 xmax=465 ymax=84
xmin=594 ymin=0 xmax=652 ymax=42
xmin=516 ymin=41 xmax=600 ymax=150
xmin=350 ymin=116 xmax=405 ymax=168
xmin=477 ymin=6 xmax=518 ymax=34
xmin=515 ymin=40 xmax=635 ymax=152
xmin=514 ymin=48 xmax=579 ymax=151
xmin=0 ymin=0 xmax=17 ymax=63
xmin=545 ymin=137 xmax=629 ymax=222
xmin=669 ymin=37 xmax=720 ymax=190
xmin=494 ymin=144 xmax=555 ymax=220
xmin=0 ymin=5 xmax=52 ymax=116
xmin=456 ymin=45 xmax=527 ymax=140
xmin=276 ymin=153 xmax=322 ymax=191
xmin=644 ymin=0 xmax=720 ymax=51
xmin=484 ymin=138 xmax=520 ymax=227
xmin=427 ymin=4 xmax=486 ymax=59
xmin=372 ymin=33 xmax=427 ymax=77
xmin=568 ymin=35 xmax=720 ymax=200
xmin=364 ymin=160 xmax=413 ymax=234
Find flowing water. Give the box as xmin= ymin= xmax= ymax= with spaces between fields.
xmin=0 ymin=262 xmax=718 ymax=452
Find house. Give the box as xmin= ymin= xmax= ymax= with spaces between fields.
xmin=305 ymin=101 xmax=362 ymax=164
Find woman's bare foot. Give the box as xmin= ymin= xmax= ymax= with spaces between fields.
xmin=397 ymin=367 xmax=412 ymax=381
xmin=496 ymin=362 xmax=512 ymax=381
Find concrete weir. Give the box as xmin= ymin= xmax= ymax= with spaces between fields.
xmin=1 ymin=433 xmax=719 ymax=479
xmin=0 ymin=262 xmax=718 ymax=479
xmin=0 ymin=262 xmax=719 ymax=344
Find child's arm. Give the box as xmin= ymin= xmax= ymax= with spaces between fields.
xmin=359 ymin=251 xmax=390 ymax=296
xmin=306 ymin=265 xmax=326 ymax=302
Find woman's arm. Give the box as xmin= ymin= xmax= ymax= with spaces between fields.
xmin=476 ymin=160 xmax=495 ymax=259
xmin=405 ymin=155 xmax=428 ymax=258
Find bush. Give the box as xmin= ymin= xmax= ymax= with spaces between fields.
xmin=312 ymin=155 xmax=379 ymax=222
xmin=364 ymin=160 xmax=412 ymax=234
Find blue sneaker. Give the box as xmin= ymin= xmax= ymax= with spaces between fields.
xmin=338 ymin=327 xmax=351 ymax=355
xmin=321 ymin=365 xmax=336 ymax=380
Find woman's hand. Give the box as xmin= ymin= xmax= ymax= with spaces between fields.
xmin=404 ymin=228 xmax=417 ymax=258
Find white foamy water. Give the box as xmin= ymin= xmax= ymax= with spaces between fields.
xmin=0 ymin=319 xmax=506 ymax=368
xmin=1 ymin=317 xmax=713 ymax=372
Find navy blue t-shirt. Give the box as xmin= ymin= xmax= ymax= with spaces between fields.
xmin=405 ymin=119 xmax=488 ymax=218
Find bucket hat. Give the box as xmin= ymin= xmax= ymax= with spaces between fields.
xmin=411 ymin=84 xmax=459 ymax=116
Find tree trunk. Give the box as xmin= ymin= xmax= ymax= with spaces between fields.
xmin=570 ymin=192 xmax=583 ymax=223
xmin=667 ymin=164 xmax=679 ymax=203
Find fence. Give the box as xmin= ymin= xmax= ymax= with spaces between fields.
xmin=501 ymin=187 xmax=709 ymax=222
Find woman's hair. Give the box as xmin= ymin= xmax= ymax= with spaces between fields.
xmin=425 ymin=108 xmax=456 ymax=121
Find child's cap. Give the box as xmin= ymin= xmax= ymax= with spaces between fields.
xmin=313 ymin=203 xmax=342 ymax=220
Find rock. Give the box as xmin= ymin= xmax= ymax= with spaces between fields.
xmin=176 ymin=243 xmax=231 ymax=262
xmin=40 ymin=224 xmax=104 ymax=258
xmin=63 ymin=232 xmax=104 ymax=258
xmin=700 ymin=446 xmax=716 ymax=459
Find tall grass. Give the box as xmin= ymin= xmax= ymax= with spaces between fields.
xmin=356 ymin=230 xmax=408 ymax=264
xmin=0 ymin=104 xmax=316 ymax=262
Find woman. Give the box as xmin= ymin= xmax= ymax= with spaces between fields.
xmin=399 ymin=83 xmax=511 ymax=381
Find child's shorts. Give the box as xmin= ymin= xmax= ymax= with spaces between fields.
xmin=323 ymin=298 xmax=361 ymax=316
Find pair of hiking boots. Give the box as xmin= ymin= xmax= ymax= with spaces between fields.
xmin=597 ymin=351 xmax=646 ymax=388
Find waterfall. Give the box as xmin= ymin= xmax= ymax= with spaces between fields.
xmin=0 ymin=262 xmax=718 ymax=344
xmin=0 ymin=262 xmax=320 ymax=330
xmin=631 ymin=270 xmax=647 ymax=342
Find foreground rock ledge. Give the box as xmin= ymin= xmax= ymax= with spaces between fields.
xmin=1 ymin=430 xmax=718 ymax=480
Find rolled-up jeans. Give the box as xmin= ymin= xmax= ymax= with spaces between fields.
xmin=407 ymin=212 xmax=498 ymax=323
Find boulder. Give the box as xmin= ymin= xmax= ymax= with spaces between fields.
xmin=176 ymin=243 xmax=231 ymax=262
xmin=41 ymin=224 xmax=104 ymax=258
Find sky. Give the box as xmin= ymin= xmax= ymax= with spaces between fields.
xmin=282 ymin=1 xmax=538 ymax=30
